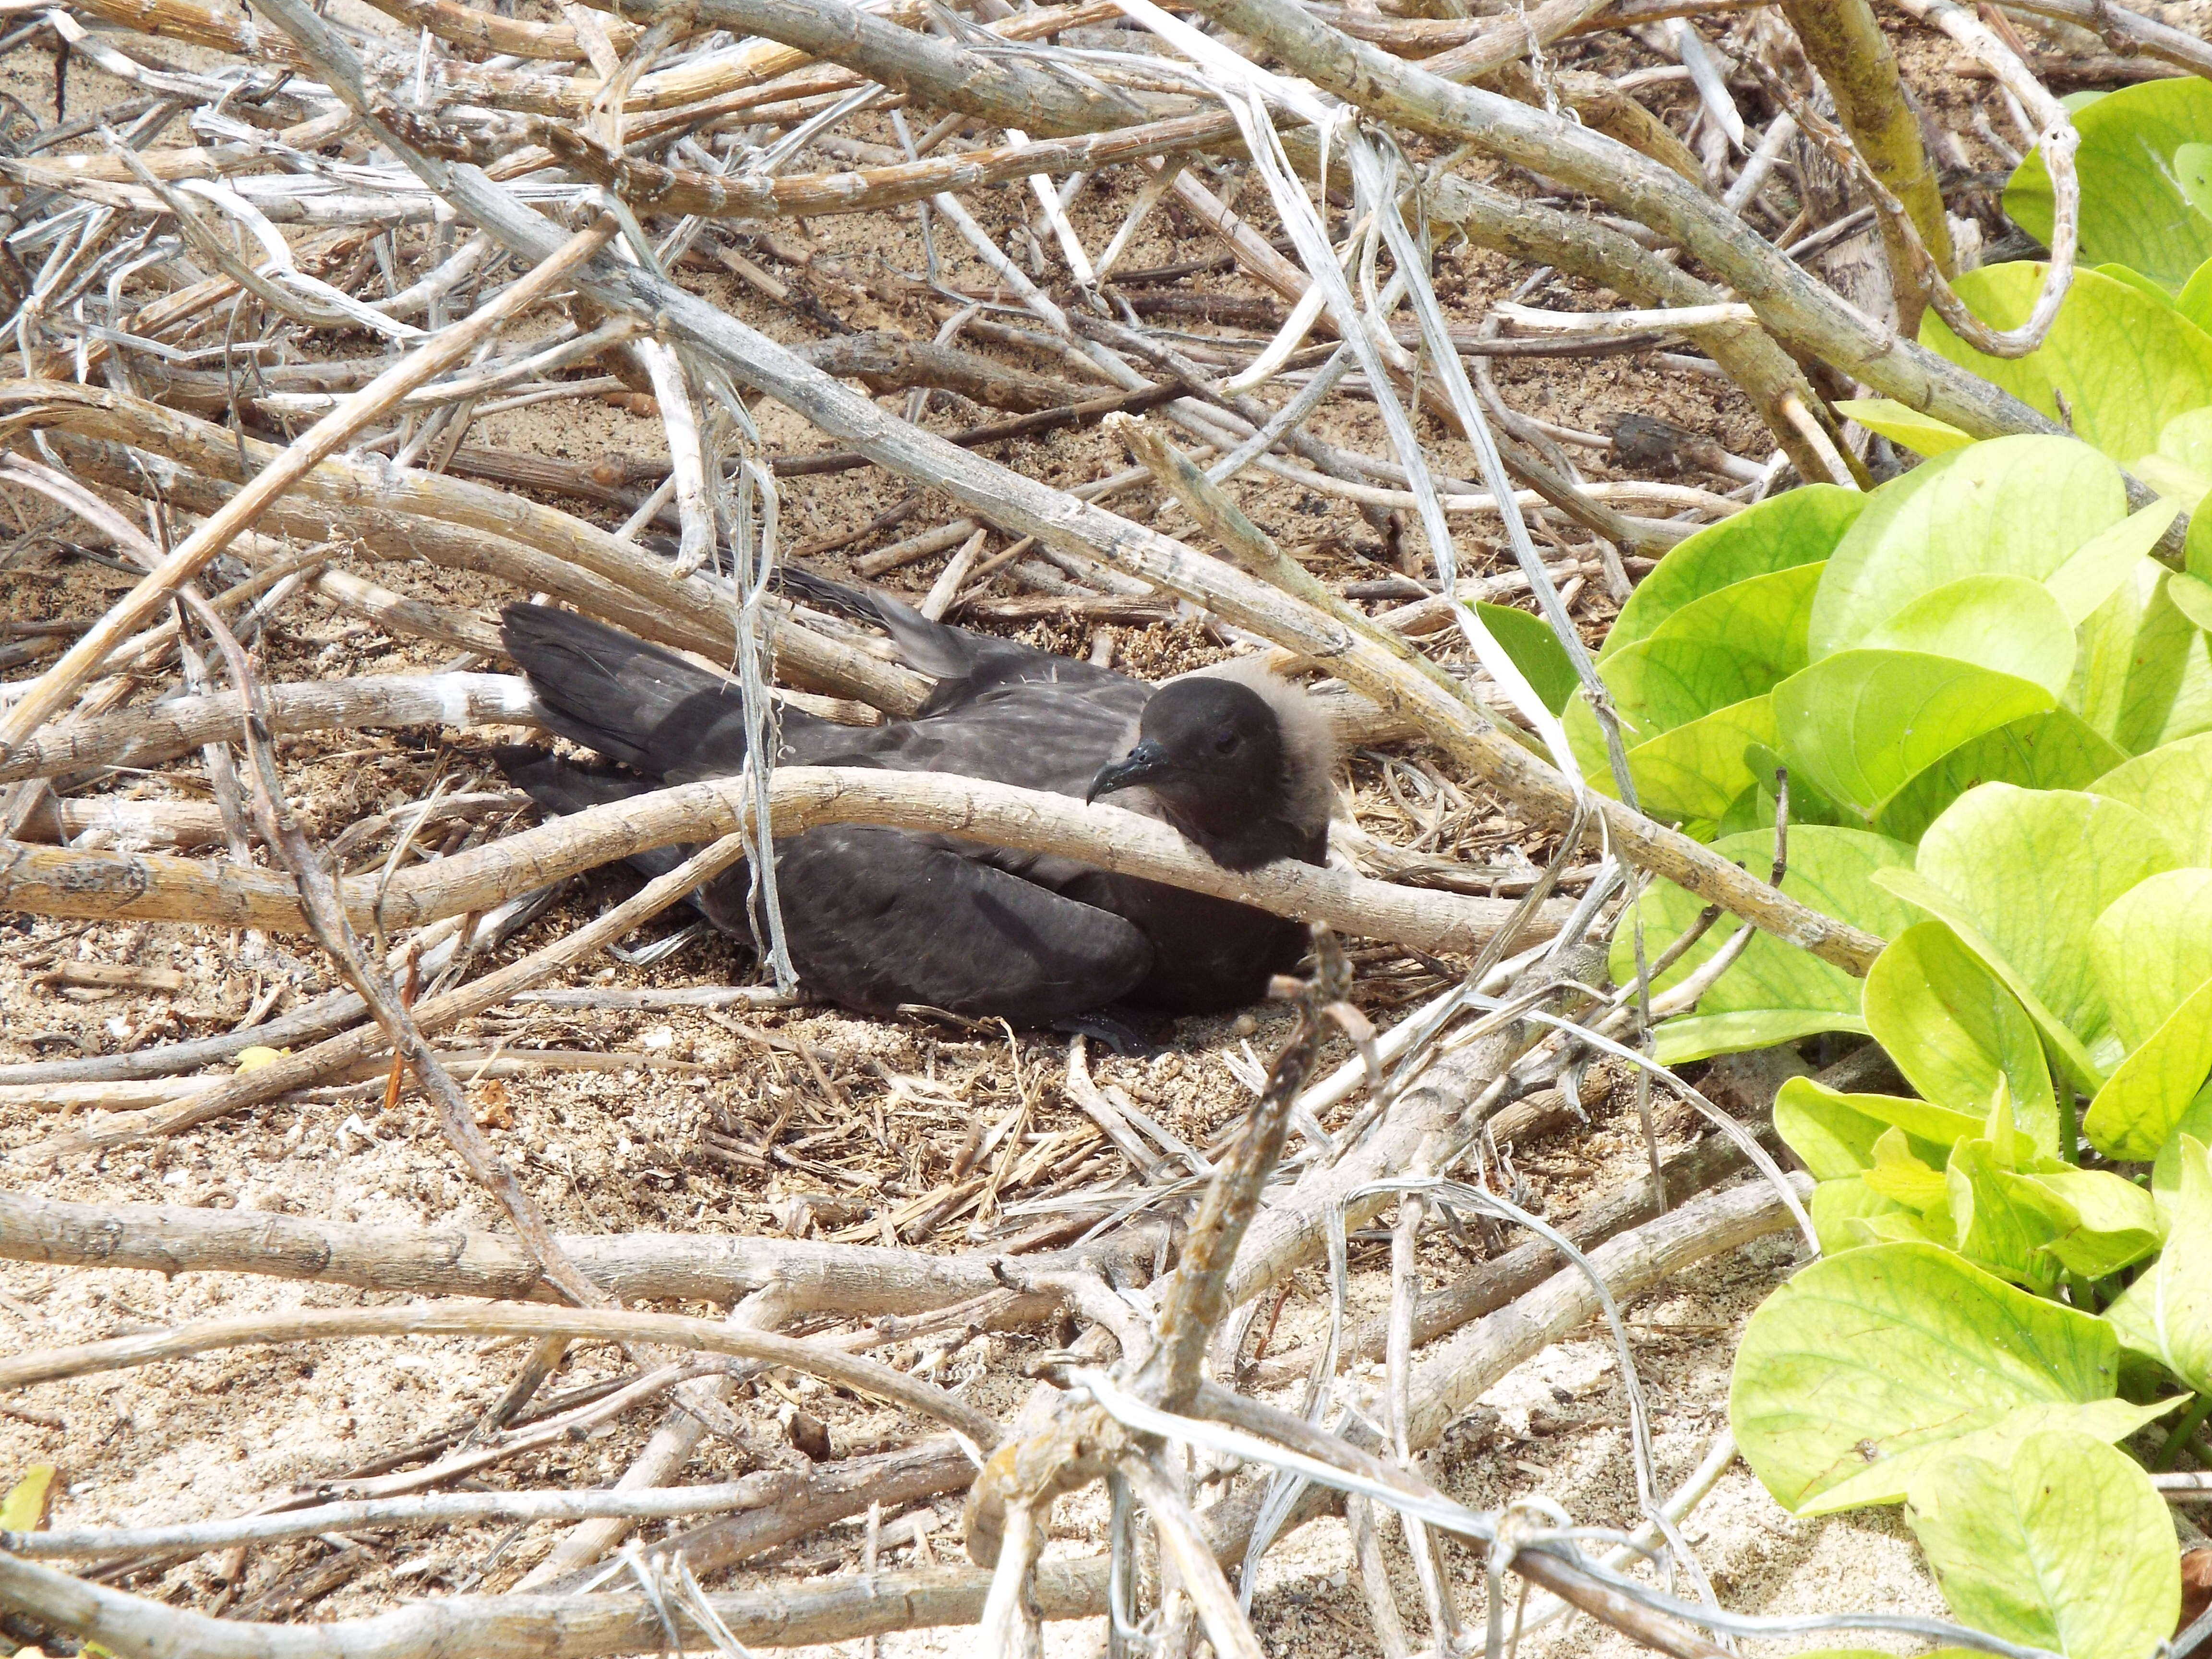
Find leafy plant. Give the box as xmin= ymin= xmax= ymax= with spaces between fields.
xmin=1646 ymin=96 xmax=2212 ymax=1653
xmin=1607 ymin=264 xmax=2211 ymax=1659
xmin=1707 ymin=707 xmax=2212 ymax=1655
xmin=1571 ymin=437 xmax=2192 ymax=850
xmin=1581 ymin=434 xmax=2202 ymax=1060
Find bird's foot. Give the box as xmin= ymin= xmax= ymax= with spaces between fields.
xmin=1050 ymin=1007 xmax=1164 ymax=1057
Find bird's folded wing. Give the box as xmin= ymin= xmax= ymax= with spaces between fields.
xmin=714 ymin=824 xmax=1152 ymax=1025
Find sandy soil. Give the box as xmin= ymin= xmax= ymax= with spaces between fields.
xmin=2 ymin=2 xmax=2195 ymax=1652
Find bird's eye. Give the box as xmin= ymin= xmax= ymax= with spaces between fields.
xmin=1214 ymin=732 xmax=1240 ymax=754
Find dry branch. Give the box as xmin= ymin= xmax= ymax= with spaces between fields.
xmin=0 ymin=219 xmax=618 ymax=753
xmin=1778 ymin=0 xmax=1954 ymax=331
xmin=15 ymin=825 xmax=761 ymax=1164
xmin=611 ymin=1438 xmax=980 ymax=1581
xmin=345 ymin=175 xmax=1889 ymax=971
xmin=0 ymin=1152 xmax=1801 ymax=1657
xmin=1248 ymin=1120 xmax=1760 ymax=1386
xmin=545 ymin=110 xmax=1241 ymax=218
xmin=1993 ymin=0 xmax=2212 ymax=73
xmin=1171 ymin=0 xmax=2083 ymax=448
xmin=10 ymin=1479 xmax=809 ymax=1559
xmin=0 ymin=1189 xmax=1169 ymax=1315
xmin=0 ymin=383 xmax=935 ymax=717
xmin=0 ymin=1302 xmax=1004 ymax=1448
xmin=0 ymin=767 xmax=1570 ymax=957
xmin=1406 ymin=1174 xmax=1809 ymax=1446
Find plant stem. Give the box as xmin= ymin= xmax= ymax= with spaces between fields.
xmin=1776 ymin=0 xmax=1952 ymax=328
xmin=2158 ymin=1395 xmax=2212 ymax=1472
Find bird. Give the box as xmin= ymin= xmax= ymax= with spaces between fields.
xmin=493 ymin=570 xmax=1337 ymax=1027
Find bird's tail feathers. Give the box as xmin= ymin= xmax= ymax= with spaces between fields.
xmin=776 ymin=565 xmax=990 ymax=682
xmin=492 ymin=746 xmax=719 ymax=889
xmin=492 ymin=743 xmax=651 ymax=816
xmin=500 ymin=603 xmax=752 ymax=778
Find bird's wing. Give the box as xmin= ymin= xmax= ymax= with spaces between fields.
xmin=781 ymin=566 xmax=1135 ymax=709
xmin=705 ymin=824 xmax=1152 ymax=1024
xmin=503 ymin=604 xmax=835 ymax=779
xmin=492 ymin=746 xmax=733 ymax=895
xmin=859 ymin=678 xmax=1147 ymax=797
xmin=777 ymin=565 xmax=999 ymax=681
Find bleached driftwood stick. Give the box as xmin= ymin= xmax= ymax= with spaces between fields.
xmin=0 ymin=216 xmax=620 ymax=752
xmin=0 ymin=767 xmax=1570 ymax=957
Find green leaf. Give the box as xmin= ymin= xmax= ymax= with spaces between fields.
xmin=1876 ymin=867 xmax=2106 ymax=1095
xmin=1861 ymin=574 xmax=2078 ymax=696
xmin=1647 ymin=561 xmax=1824 ymax=663
xmin=1836 ymin=397 xmax=1973 ymax=458
xmin=2137 ymin=407 xmax=2212 ymax=513
xmin=1602 ymin=484 xmax=1864 ymax=661
xmin=1809 ymin=1175 xmax=1906 ymax=1254
xmin=2091 ymin=869 xmax=2212 ymax=1047
xmin=2107 ymin=1137 xmax=2212 ymax=1391
xmin=1810 ymin=436 xmax=2127 ymax=657
xmin=1869 ymin=1128 xmax=1952 ymax=1213
xmin=1775 ymin=1080 xmax=1889 ymax=1179
xmin=1469 ymin=601 xmax=1579 ymax=716
xmin=1730 ymin=1241 xmax=2130 ymax=1515
xmin=2097 ymin=260 xmax=2181 ymax=307
xmin=2181 ymin=251 xmax=2212 ymax=334
xmin=2154 ymin=1083 xmax=2212 ymax=1208
xmin=1595 ymin=563 xmax=1828 ymax=753
xmin=2082 ymin=975 xmax=2212 ymax=1160
xmin=2007 ymin=78 xmax=2212 ymax=287
xmin=0 ymin=1465 xmax=53 ymax=1534
xmin=1905 ymin=1431 xmax=2181 ymax=1659
xmin=2130 ymin=457 xmax=2212 ymax=514
xmin=2045 ymin=499 xmax=2185 ymax=624
xmin=1924 ymin=266 xmax=2212 ymax=464
xmin=1621 ymin=694 xmax=1780 ymax=826
xmin=1865 ymin=921 xmax=2058 ymax=1153
xmin=2170 ymin=571 xmax=2212 ymax=632
xmin=1909 ymin=784 xmax=2177 ymax=1069
xmin=2150 ymin=599 xmax=2212 ymax=747
xmin=1872 ymin=709 xmax=2127 ymax=846
xmin=2069 ymin=561 xmax=2212 ymax=754
xmin=2093 ymin=731 xmax=2212 ymax=863
xmin=1774 ymin=650 xmax=2056 ymax=817
xmin=2028 ymin=1167 xmax=2163 ymax=1278
xmin=1611 ymin=827 xmax=1918 ymax=1063
xmin=1775 ymin=1075 xmax=2019 ymax=1167
xmin=1861 ymin=1207 xmax=1959 ymax=1249
xmin=1773 ymin=1075 xmax=1997 ymax=1180
xmin=1594 ymin=632 xmax=1799 ymax=742
xmin=1947 ymin=1137 xmax=2067 ymax=1289
xmin=1643 ymin=1008 xmax=1860 ymax=1061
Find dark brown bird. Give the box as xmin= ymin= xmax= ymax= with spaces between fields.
xmin=495 ymin=572 xmax=1335 ymax=1026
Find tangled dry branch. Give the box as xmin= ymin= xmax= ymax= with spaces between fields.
xmin=0 ymin=0 xmax=2173 ymax=1646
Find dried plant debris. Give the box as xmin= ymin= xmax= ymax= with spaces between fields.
xmin=0 ymin=0 xmax=2155 ymax=1648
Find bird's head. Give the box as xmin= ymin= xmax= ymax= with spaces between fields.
xmin=1085 ymin=676 xmax=1287 ymax=821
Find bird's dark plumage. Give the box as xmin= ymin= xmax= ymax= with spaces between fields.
xmin=496 ymin=575 xmax=1335 ymax=1023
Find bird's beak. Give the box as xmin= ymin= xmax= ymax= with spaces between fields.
xmin=1086 ymin=738 xmax=1171 ymax=804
